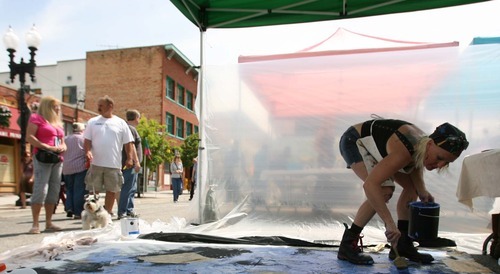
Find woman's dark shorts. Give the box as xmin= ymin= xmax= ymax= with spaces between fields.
xmin=339 ymin=126 xmax=363 ymax=169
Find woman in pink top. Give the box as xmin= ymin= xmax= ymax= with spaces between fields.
xmin=26 ymin=96 xmax=66 ymax=234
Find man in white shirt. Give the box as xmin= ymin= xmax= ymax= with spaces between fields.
xmin=84 ymin=95 xmax=140 ymax=215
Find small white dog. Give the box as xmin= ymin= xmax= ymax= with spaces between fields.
xmin=82 ymin=194 xmax=112 ymax=230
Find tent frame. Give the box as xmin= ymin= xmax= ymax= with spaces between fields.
xmin=173 ymin=0 xmax=489 ymax=30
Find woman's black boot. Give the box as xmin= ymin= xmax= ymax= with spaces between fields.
xmin=337 ymin=223 xmax=374 ymax=265
xmin=389 ymin=220 xmax=434 ymax=264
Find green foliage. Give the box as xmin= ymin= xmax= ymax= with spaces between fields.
xmin=0 ymin=105 xmax=12 ymax=128
xmin=181 ymin=133 xmax=200 ymax=168
xmin=136 ymin=116 xmax=175 ymax=171
xmin=135 ymin=115 xmax=199 ymax=172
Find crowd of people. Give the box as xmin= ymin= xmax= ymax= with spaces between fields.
xmin=20 ymin=94 xmax=199 ymax=234
xmin=21 ymin=96 xmax=141 ymax=233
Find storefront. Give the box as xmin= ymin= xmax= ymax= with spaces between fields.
xmin=0 ymin=102 xmax=22 ymax=194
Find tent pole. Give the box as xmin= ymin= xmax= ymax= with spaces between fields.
xmin=198 ymin=29 xmax=205 ymax=224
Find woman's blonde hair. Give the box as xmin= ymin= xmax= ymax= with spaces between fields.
xmin=37 ymin=96 xmax=62 ymax=127
xmin=413 ymin=136 xmax=430 ymax=170
xmin=413 ymin=136 xmax=449 ymax=172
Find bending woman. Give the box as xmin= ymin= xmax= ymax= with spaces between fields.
xmin=338 ymin=118 xmax=468 ymax=265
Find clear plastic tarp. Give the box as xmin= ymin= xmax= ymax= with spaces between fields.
xmin=186 ymin=41 xmax=500 ymax=246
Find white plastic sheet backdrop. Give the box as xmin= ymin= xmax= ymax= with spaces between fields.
xmin=186 ymin=42 xmax=500 ymax=247
xmin=2 ymin=41 xmax=499 ymax=273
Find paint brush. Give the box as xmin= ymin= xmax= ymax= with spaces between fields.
xmin=392 ymin=245 xmax=408 ymax=270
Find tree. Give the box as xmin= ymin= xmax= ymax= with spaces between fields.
xmin=136 ymin=116 xmax=174 ymax=171
xmin=181 ymin=133 xmax=200 ymax=169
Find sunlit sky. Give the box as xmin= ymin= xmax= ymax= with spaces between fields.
xmin=1 ymin=0 xmax=500 ymax=73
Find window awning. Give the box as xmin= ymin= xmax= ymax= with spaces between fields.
xmin=0 ymin=106 xmax=21 ymax=139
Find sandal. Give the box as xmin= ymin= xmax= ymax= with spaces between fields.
xmin=28 ymin=227 xmax=40 ymax=234
xmin=44 ymin=225 xmax=63 ymax=232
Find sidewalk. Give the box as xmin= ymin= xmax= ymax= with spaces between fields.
xmin=0 ymin=194 xmax=19 ymax=208
xmin=0 ymin=190 xmax=193 ymax=255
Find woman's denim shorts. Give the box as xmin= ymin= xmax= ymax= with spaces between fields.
xmin=339 ymin=126 xmax=363 ymax=168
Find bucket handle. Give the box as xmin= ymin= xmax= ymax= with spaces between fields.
xmin=419 ymin=213 xmax=439 ymax=218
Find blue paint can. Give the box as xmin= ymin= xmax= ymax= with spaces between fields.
xmin=408 ymin=202 xmax=440 ymax=240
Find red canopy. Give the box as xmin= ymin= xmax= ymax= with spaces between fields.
xmin=238 ymin=28 xmax=459 ymax=118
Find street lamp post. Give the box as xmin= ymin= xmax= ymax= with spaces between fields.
xmin=3 ymin=25 xmax=41 ymax=161
xmin=74 ymin=98 xmax=85 ymax=122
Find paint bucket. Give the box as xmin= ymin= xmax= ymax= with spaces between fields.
xmin=408 ymin=202 xmax=440 ymax=240
xmin=120 ymin=217 xmax=140 ymax=237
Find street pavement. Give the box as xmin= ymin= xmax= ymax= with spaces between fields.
xmin=0 ymin=190 xmax=191 ymax=255
xmin=2 ymin=191 xmax=500 ymax=273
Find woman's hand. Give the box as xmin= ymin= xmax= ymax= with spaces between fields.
xmin=384 ymin=223 xmax=401 ymax=245
xmin=418 ymin=190 xmax=435 ymax=203
xmin=53 ymin=146 xmax=65 ymax=153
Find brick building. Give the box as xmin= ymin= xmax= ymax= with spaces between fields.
xmin=85 ymin=44 xmax=199 ymax=188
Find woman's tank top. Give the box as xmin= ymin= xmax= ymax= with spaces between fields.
xmin=360 ymin=119 xmax=415 ymax=157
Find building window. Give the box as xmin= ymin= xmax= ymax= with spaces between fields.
xmin=64 ymin=121 xmax=73 ymax=135
xmin=166 ymin=77 xmax=175 ymax=100
xmin=166 ymin=112 xmax=174 ymax=135
xmin=186 ymin=121 xmax=193 ymax=136
xmin=186 ymin=91 xmax=194 ymax=110
xmin=176 ymin=117 xmax=184 ymax=138
xmin=62 ymin=86 xmax=77 ymax=104
xmin=177 ymin=84 xmax=185 ymax=106
xmin=194 ymin=125 xmax=199 ymax=133
xmin=164 ymin=160 xmax=172 ymax=173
